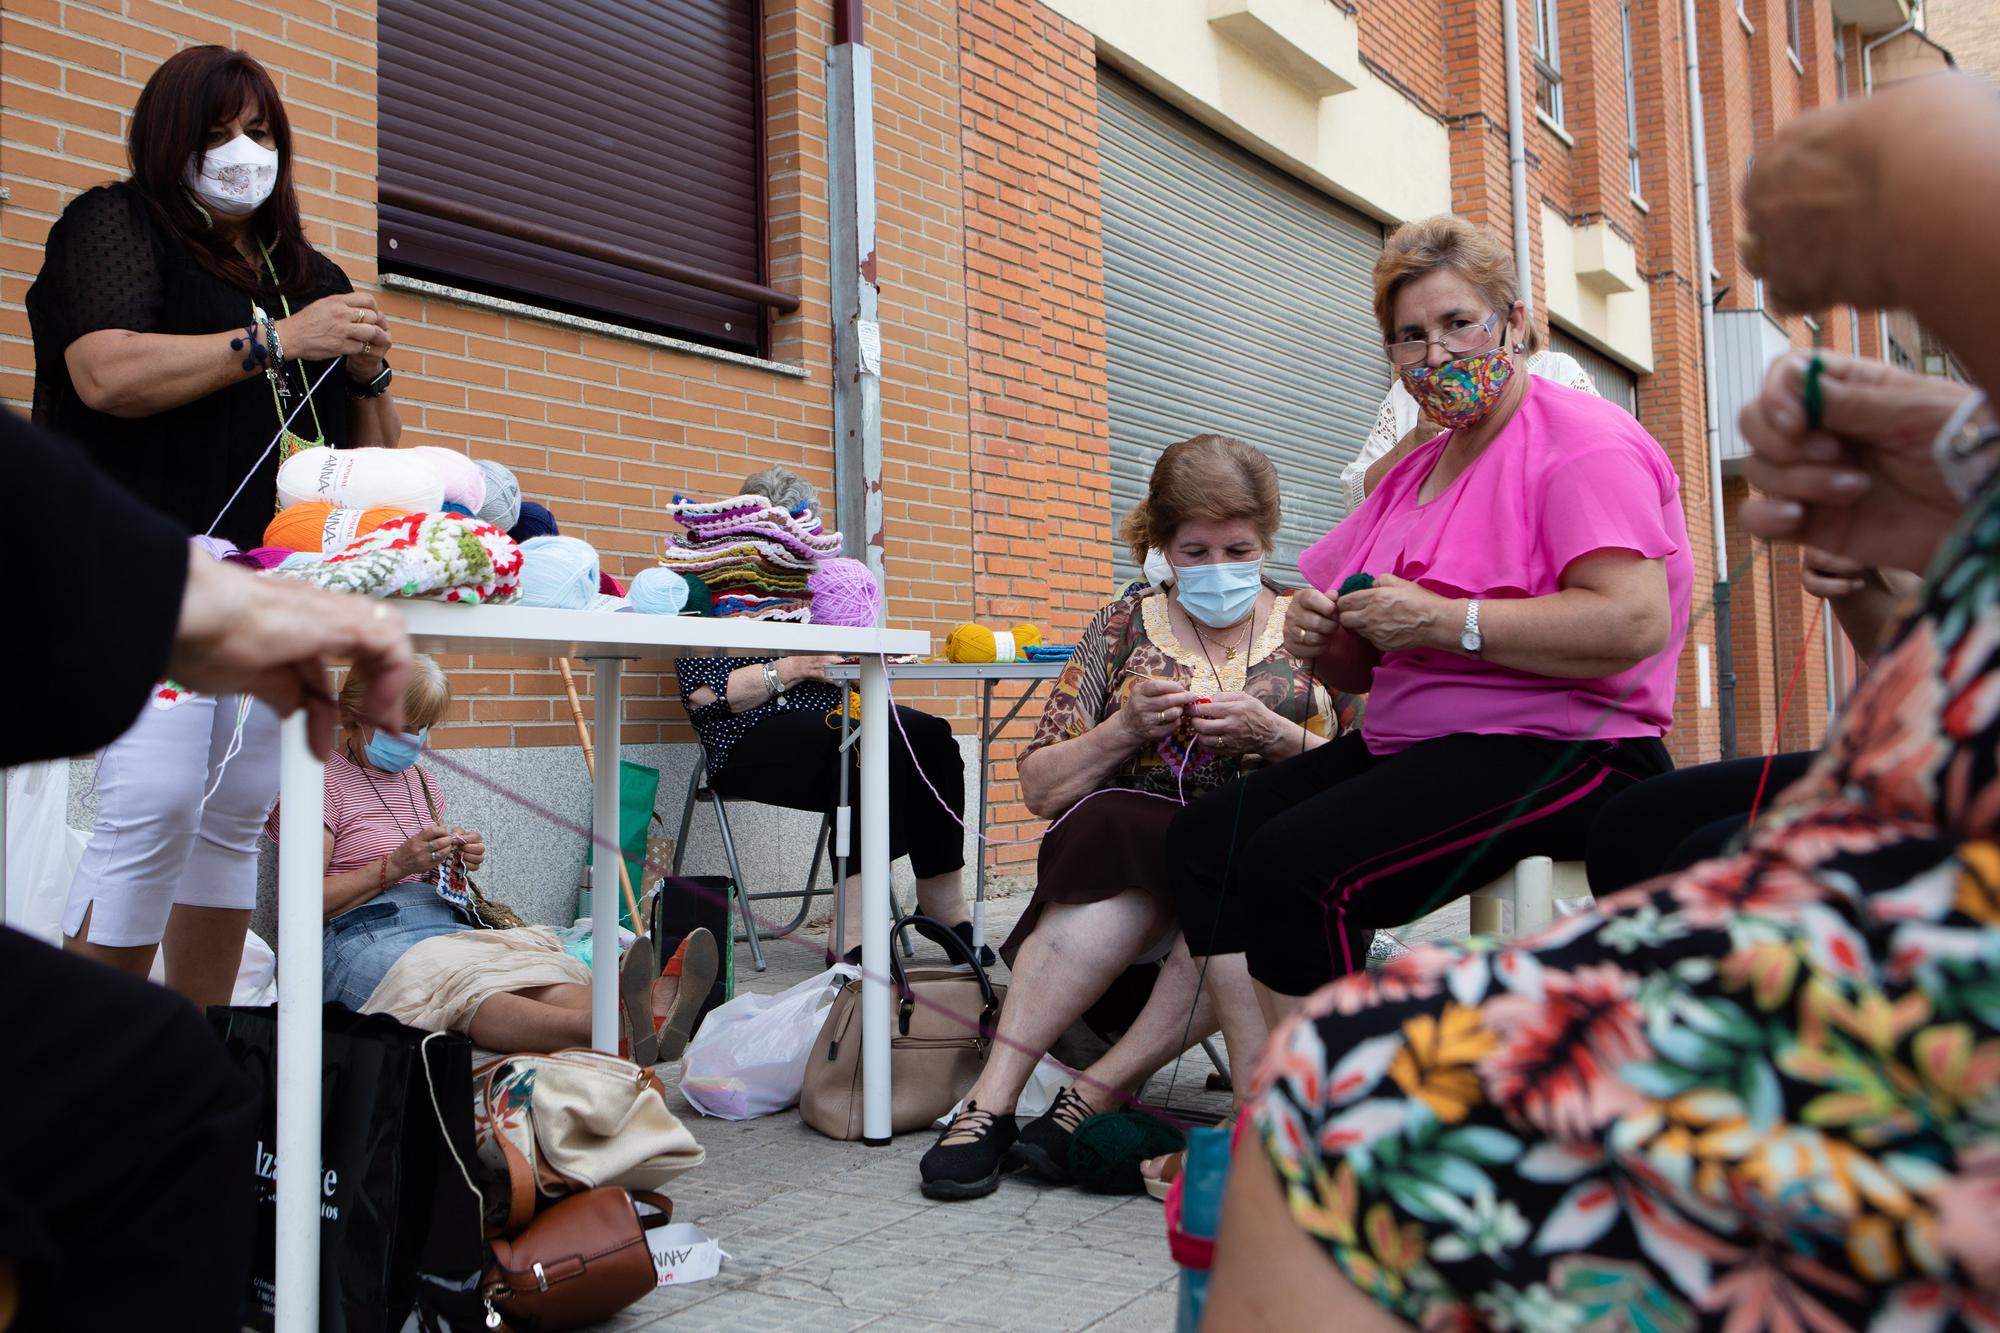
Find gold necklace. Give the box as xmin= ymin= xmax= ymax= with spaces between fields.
xmin=1192 ymin=613 xmax=1255 ymax=663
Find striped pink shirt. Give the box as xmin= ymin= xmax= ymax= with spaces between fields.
xmin=267 ymin=750 xmax=448 ymax=886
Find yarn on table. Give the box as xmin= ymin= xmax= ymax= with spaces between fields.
xmin=242 ymin=546 xmax=295 ymax=570
xmin=510 ymin=501 xmax=559 ymax=542
xmin=806 ymin=557 xmax=881 ymax=627
xmin=407 ymin=446 xmax=485 ymax=512
xmin=628 ymin=567 xmax=690 ymax=615
xmin=276 ymin=512 xmax=523 ymax=605
xmin=682 ymin=575 xmax=714 ymax=617
xmin=474 ymin=458 xmax=523 ymax=534
xmin=944 ymin=622 xmax=1045 ymax=664
xmin=1067 ymin=1111 xmax=1187 ymax=1195
xmin=277 ymin=445 xmax=443 ymax=514
xmin=518 ymin=535 xmax=600 ymax=609
xmin=264 ymin=502 xmax=409 ymax=553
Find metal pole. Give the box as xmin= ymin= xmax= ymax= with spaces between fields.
xmin=974 ymin=679 xmax=992 ymax=952
xmin=859 ymin=653 xmax=893 ymax=1145
xmin=1502 ymin=0 xmax=1533 ymax=321
xmin=589 ymin=659 xmax=625 ymax=1052
xmin=1683 ymin=0 xmax=1735 ymax=758
xmin=829 ymin=21 xmax=885 ymax=613
xmin=274 ymin=709 xmax=325 ymax=1332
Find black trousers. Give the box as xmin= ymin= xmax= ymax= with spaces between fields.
xmin=711 ymin=706 xmax=967 ymax=878
xmin=1168 ymin=731 xmax=1671 ymax=996
xmin=1585 ymin=751 xmax=1817 ymax=894
xmin=0 ymin=927 xmax=259 ymax=1331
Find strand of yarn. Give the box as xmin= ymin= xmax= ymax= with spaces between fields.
xmin=808 ymin=557 xmax=881 ymax=627
xmin=201 ymin=694 xmax=254 ymax=803
xmin=205 ymin=359 xmax=344 ymax=536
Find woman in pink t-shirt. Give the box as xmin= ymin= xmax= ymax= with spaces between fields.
xmin=1168 ymin=215 xmax=1690 ymax=1024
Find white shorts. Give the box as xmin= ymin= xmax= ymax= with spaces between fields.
xmin=63 ymin=693 xmax=281 ymax=947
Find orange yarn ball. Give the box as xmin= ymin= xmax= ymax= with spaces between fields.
xmin=264 ymin=502 xmax=409 ymax=553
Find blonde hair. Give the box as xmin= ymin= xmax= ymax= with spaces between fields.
xmin=1120 ymin=435 xmax=1281 ymax=566
xmin=341 ymin=654 xmax=451 ymax=732
xmin=1372 ymin=215 xmax=1521 ymax=345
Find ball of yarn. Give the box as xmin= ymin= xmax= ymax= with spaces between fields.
xmin=474 ymin=459 xmax=523 ymax=533
xmin=190 ymin=534 xmax=239 ymax=563
xmin=442 ymin=501 xmax=472 ymax=517
xmin=598 ymin=570 xmax=624 ymax=597
xmin=518 ymin=535 xmax=600 ymax=609
xmin=807 ymin=557 xmax=882 ymax=627
xmin=1067 ymin=1111 xmax=1186 ymax=1195
xmin=1338 ymin=572 xmax=1376 ymax=596
xmin=944 ymin=622 xmax=1046 ymax=663
xmin=682 ymin=575 xmax=715 ymax=617
xmin=264 ymin=502 xmax=409 ymax=553
xmin=510 ymin=500 xmax=559 ymax=543
xmin=276 ymin=446 xmax=444 ymax=514
xmin=628 ymin=567 xmax=690 ymax=615
xmin=407 ymin=446 xmax=486 ymax=512
xmin=242 ymin=545 xmax=294 ymax=570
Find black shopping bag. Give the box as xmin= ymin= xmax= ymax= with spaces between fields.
xmin=652 ymin=873 xmax=734 ymax=1026
xmin=210 ymin=1004 xmax=484 ymax=1333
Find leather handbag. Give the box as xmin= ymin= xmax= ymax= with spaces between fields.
xmin=799 ymin=914 xmax=1006 ymax=1140
xmin=483 ymin=1187 xmax=672 ymax=1331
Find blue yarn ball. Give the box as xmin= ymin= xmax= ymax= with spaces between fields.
xmin=518 ymin=535 xmax=600 ymax=610
xmin=628 ymin=567 xmax=691 ymax=615
xmin=442 ymin=501 xmax=473 ymax=517
xmin=510 ymin=501 xmax=559 ymax=542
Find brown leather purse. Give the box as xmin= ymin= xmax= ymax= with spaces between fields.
xmin=482 ymin=1187 xmax=672 ymax=1331
xmin=800 ymin=914 xmax=1005 ymax=1140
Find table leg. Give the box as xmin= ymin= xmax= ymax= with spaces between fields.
xmin=590 ymin=658 xmax=624 ymax=1053
xmin=274 ymin=708 xmax=325 ymax=1332
xmin=859 ymin=654 xmax=892 ymax=1144
xmin=835 ymin=691 xmax=852 ymax=958
xmin=975 ymin=678 xmax=992 ymax=951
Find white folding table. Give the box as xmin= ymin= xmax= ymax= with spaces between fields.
xmin=271 ymin=603 xmax=927 ymax=1330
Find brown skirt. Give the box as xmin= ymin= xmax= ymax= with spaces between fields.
xmin=1001 ymin=788 xmax=1180 ymax=967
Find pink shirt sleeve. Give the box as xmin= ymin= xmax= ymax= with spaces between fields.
xmin=1536 ymin=442 xmax=1682 ymax=579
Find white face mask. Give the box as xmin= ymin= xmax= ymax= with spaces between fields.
xmin=184 ymin=133 xmax=278 ymax=217
xmin=1142 ymin=547 xmax=1174 ymax=587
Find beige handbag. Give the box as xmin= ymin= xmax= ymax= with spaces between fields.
xmin=800 ymin=915 xmax=1006 ymax=1141
xmin=474 ymin=1047 xmax=706 ymax=1236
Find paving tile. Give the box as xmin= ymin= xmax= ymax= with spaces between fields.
xmin=1000 ymin=1219 xmax=1178 ymax=1288
xmin=745 ymin=1239 xmax=969 ymax=1315
xmin=629 ymin=1288 xmax=881 ymax=1331
xmin=708 ymin=1184 xmax=928 ymax=1265
xmin=1081 ymin=1283 xmax=1181 ymax=1331
xmin=916 ymin=1264 xmax=1153 ymax=1331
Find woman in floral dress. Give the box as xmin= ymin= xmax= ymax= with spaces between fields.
xmin=1206 ymin=72 xmax=2000 ymax=1331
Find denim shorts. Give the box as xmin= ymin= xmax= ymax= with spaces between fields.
xmin=322 ymin=882 xmax=474 ymax=1010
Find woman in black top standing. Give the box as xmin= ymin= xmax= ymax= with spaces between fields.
xmin=28 ymin=46 xmax=401 ymax=1005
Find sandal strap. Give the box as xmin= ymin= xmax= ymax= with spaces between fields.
xmin=939 ymin=1100 xmax=1001 ymax=1146
xmin=1049 ymin=1086 xmax=1093 ymax=1133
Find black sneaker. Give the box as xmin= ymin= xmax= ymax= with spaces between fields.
xmin=919 ymin=1101 xmax=1019 ymax=1201
xmin=1007 ymin=1085 xmax=1096 ymax=1183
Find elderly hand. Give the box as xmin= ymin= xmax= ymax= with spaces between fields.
xmin=778 ymin=655 xmax=839 ymax=687
xmin=1739 ymin=350 xmax=1972 ymax=574
xmin=1187 ymin=692 xmax=1287 ymax=759
xmin=1283 ymin=587 xmax=1339 ymax=661
xmin=167 ymin=549 xmax=412 ymax=759
xmin=1117 ymin=675 xmax=1198 ymax=746
xmin=275 ymin=291 xmax=391 ymax=367
xmin=1800 ymin=547 xmax=1871 ymax=601
xmin=450 ymin=826 xmax=486 ymax=873
xmin=391 ymin=824 xmax=455 ymax=881
xmin=1335 ymin=573 xmax=1453 ymax=654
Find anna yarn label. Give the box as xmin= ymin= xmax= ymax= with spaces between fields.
xmin=644 ymin=1220 xmax=727 ymax=1286
xmin=322 ymin=506 xmax=366 ymax=551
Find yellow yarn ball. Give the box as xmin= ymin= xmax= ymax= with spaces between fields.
xmin=944 ymin=622 xmax=1044 ymax=663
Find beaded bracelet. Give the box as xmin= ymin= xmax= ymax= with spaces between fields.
xmin=229 ymin=323 xmax=267 ymax=373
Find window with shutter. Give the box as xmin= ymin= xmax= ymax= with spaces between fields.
xmin=378 ymin=0 xmax=786 ymax=354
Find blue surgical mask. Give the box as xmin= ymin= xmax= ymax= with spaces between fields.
xmin=1173 ymin=558 xmax=1264 ymax=628
xmin=364 ymin=726 xmax=428 ymax=772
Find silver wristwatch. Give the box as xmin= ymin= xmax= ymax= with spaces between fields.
xmin=762 ymin=661 xmax=785 ymax=698
xmin=1460 ymin=600 xmax=1483 ymax=656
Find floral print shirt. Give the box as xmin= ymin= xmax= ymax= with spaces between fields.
xmin=1023 ymin=587 xmax=1356 ymax=804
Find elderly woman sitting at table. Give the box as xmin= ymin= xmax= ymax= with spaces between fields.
xmin=1168 ymin=213 xmax=1691 ymax=1045
xmin=919 ymin=434 xmax=1355 ymax=1201
xmin=272 ymin=656 xmax=672 ymax=1059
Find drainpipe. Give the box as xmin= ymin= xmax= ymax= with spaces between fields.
xmin=1682 ymin=0 xmax=1735 ymax=757
xmin=1501 ymin=0 xmax=1534 ymax=321
xmin=829 ymin=0 xmax=884 ymax=607
xmin=1863 ymin=10 xmax=1916 ymax=362
xmin=1835 ymin=28 xmax=1864 ymax=354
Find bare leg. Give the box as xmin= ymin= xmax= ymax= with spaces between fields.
xmin=517 ymin=982 xmax=590 ymax=1010
xmin=1206 ymin=1139 xmax=1413 ymax=1332
xmin=959 ymin=890 xmax=1171 ymax=1114
xmin=467 ymin=991 xmax=592 ymax=1053
xmin=62 ymin=904 xmax=158 ymax=983
xmin=1068 ymin=935 xmax=1216 ymax=1114
xmin=161 ymin=905 xmax=252 ymax=1008
xmin=1253 ymin=978 xmax=1307 ymax=1030
xmin=913 ymin=870 xmax=968 ymax=927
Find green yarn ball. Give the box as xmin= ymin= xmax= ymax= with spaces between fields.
xmin=682 ymin=575 xmax=715 ymax=616
xmin=1066 ymin=1111 xmax=1186 ymax=1195
xmin=1338 ymin=572 xmax=1376 ymax=596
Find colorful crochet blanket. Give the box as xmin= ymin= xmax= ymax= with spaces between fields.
xmin=663 ymin=492 xmax=841 ymax=620
xmin=276 ymin=511 xmax=523 ymax=604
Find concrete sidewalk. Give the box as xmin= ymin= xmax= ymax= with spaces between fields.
xmin=610 ymin=894 xmax=1474 ymax=1329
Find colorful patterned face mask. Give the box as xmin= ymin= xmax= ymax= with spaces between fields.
xmin=1399 ymin=345 xmax=1516 ymax=429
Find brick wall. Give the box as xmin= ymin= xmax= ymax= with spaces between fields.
xmin=958 ymin=0 xmax=1109 ymax=871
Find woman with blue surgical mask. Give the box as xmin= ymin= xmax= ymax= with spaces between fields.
xmin=38 ymin=46 xmax=402 ymax=1007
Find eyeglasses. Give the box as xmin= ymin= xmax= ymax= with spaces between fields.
xmin=1384 ymin=312 xmax=1504 ymax=368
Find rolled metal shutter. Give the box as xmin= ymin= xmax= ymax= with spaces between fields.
xmin=379 ymin=0 xmax=764 ymax=352
xmin=1548 ymin=327 xmax=1639 ymax=417
xmin=1100 ymin=73 xmax=1384 ymax=581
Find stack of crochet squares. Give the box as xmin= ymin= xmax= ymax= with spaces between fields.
xmin=660 ymin=493 xmax=842 ymax=622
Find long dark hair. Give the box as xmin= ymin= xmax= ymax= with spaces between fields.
xmin=127 ymin=47 xmax=317 ymax=295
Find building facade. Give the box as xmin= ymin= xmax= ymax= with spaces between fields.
xmin=0 ymin=0 xmax=1952 ymax=890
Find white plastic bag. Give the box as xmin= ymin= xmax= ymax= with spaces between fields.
xmin=678 ymin=964 xmax=856 ymax=1120
xmin=5 ymin=762 xmax=85 ymax=943
xmin=937 ymin=1053 xmax=1077 ymax=1128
